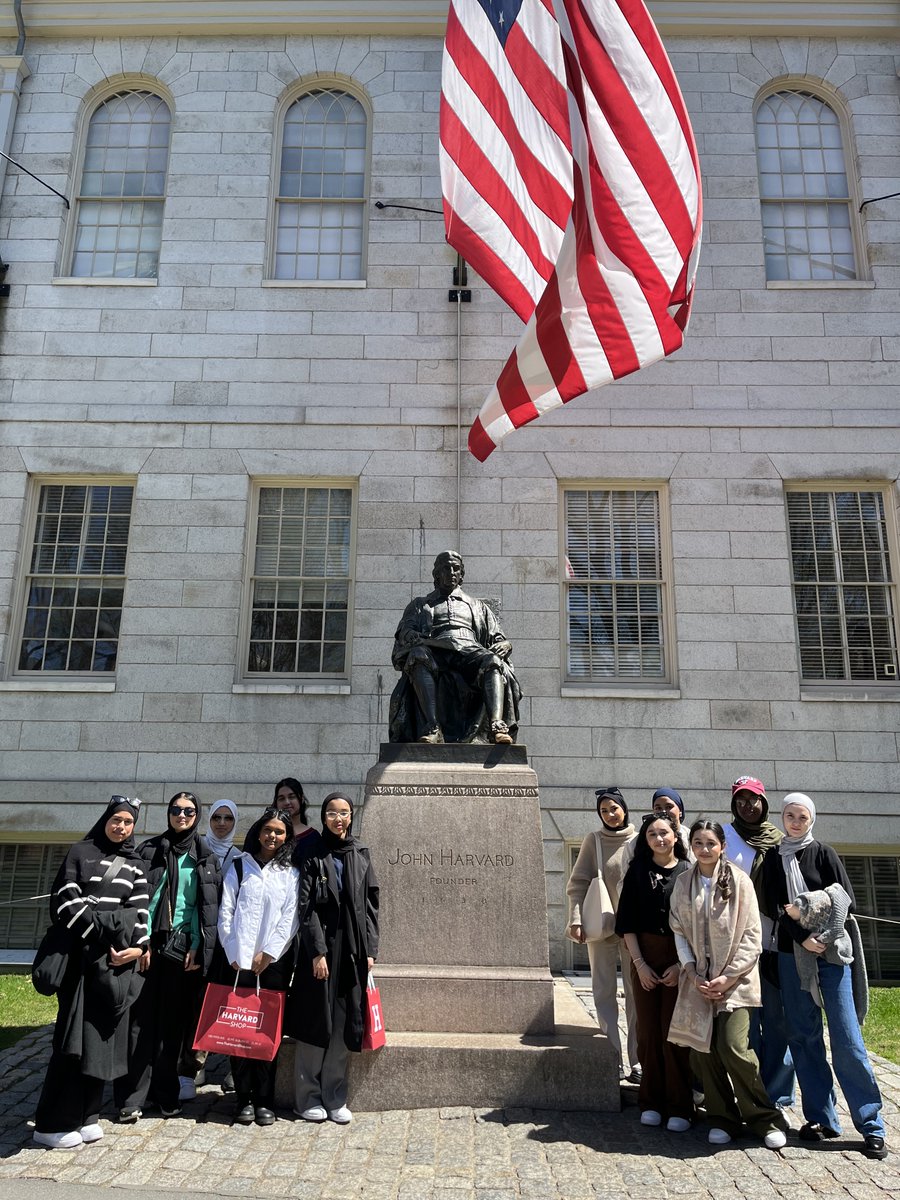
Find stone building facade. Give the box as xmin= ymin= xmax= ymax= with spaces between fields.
xmin=0 ymin=2 xmax=898 ymax=975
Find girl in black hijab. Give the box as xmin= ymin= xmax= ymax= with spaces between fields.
xmin=114 ymin=791 xmax=220 ymax=1121
xmin=286 ymin=792 xmax=379 ymax=1124
xmin=32 ymin=797 xmax=150 ymax=1149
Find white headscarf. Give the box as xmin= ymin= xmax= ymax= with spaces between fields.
xmin=205 ymin=799 xmax=239 ymax=868
xmin=777 ymin=792 xmax=816 ymax=901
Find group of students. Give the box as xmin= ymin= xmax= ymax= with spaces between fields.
xmin=566 ymin=778 xmax=888 ymax=1160
xmin=31 ymin=778 xmax=379 ymax=1149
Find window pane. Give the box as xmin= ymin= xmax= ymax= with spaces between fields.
xmin=564 ymin=488 xmax=667 ymax=682
xmin=246 ymin=486 xmax=353 ymax=677
xmin=755 ymin=91 xmax=856 ymax=281
xmin=275 ymin=89 xmax=367 ymax=281
xmin=787 ymin=490 xmax=899 ymax=683
xmin=72 ymin=90 xmax=170 ymax=278
xmin=17 ymin=484 xmax=132 ymax=675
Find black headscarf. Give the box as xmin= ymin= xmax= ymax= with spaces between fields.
xmin=159 ymin=792 xmax=201 ymax=923
xmin=595 ymin=786 xmax=629 ymax=831
xmin=83 ymin=796 xmax=142 ymax=862
xmin=320 ymin=792 xmax=357 ymax=857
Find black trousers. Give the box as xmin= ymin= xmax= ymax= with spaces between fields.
xmin=35 ymin=1052 xmax=104 ymax=1134
xmin=114 ymin=952 xmax=204 ymax=1112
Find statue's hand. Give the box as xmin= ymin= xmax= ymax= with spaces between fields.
xmin=401 ymin=629 xmax=423 ymax=648
xmin=493 ymin=640 xmax=512 ymax=660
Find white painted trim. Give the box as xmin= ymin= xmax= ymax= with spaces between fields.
xmin=0 ymin=1 xmax=894 ymax=37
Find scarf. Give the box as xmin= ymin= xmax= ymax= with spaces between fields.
xmin=82 ymin=797 xmax=143 ymax=864
xmin=729 ymin=801 xmax=782 ymax=855
xmin=777 ymin=792 xmax=816 ymax=902
xmin=158 ymin=805 xmax=201 ymax=931
xmin=668 ymin=861 xmax=762 ymax=1053
xmin=205 ymin=799 xmax=239 ymax=867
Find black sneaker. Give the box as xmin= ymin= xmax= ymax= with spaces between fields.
xmin=799 ymin=1122 xmax=840 ymax=1142
xmin=117 ymin=1107 xmax=141 ymax=1124
xmin=863 ymin=1136 xmax=888 ymax=1161
xmin=234 ymin=1103 xmax=255 ymax=1125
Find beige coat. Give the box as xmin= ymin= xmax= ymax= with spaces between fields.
xmin=566 ymin=825 xmax=635 ymax=937
xmin=667 ymin=862 xmax=762 ymax=1052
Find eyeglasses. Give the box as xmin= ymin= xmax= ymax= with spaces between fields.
xmin=110 ymin=794 xmax=141 ymax=810
xmin=324 ymin=810 xmax=351 ymax=822
xmin=169 ymin=805 xmax=197 ymax=817
xmin=210 ymin=812 xmax=235 ymax=822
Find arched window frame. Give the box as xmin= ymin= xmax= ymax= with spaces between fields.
xmin=265 ymin=79 xmax=372 ymax=287
xmin=59 ymin=78 xmax=173 ymax=284
xmin=753 ymin=80 xmax=867 ymax=285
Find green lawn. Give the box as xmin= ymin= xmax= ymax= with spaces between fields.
xmin=0 ymin=973 xmax=57 ymax=1053
xmin=865 ymin=986 xmax=900 ymax=1065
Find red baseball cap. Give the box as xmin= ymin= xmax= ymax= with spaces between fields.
xmin=731 ymin=775 xmax=766 ymax=798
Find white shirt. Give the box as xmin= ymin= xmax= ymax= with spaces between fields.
xmin=724 ymin=823 xmax=756 ymax=876
xmin=217 ymin=852 xmax=299 ymax=970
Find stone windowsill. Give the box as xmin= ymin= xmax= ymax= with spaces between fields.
xmin=261 ymin=279 xmax=367 ymax=289
xmin=51 ymin=277 xmax=158 ymax=286
xmin=799 ymin=686 xmax=900 ymax=702
xmin=232 ymin=681 xmax=351 ymax=695
xmin=766 ymin=280 xmax=876 ymax=290
xmin=560 ymin=685 xmax=681 ymax=700
xmin=0 ymin=679 xmax=116 ymax=692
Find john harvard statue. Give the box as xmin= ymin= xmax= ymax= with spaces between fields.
xmin=388 ymin=551 xmax=522 ymax=745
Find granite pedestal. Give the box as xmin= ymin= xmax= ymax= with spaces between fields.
xmin=328 ymin=744 xmax=619 ymax=1111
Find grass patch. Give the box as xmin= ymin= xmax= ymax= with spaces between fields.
xmin=865 ymin=986 xmax=900 ymax=1065
xmin=0 ymin=973 xmax=56 ymax=1053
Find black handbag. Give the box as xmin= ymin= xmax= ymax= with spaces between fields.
xmin=31 ymin=921 xmax=72 ymax=996
xmin=159 ymin=924 xmax=192 ymax=964
xmin=32 ymin=854 xmax=128 ymax=995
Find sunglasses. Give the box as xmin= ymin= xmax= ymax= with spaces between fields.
xmin=169 ymin=805 xmax=197 ymax=817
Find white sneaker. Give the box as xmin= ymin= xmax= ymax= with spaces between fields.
xmin=33 ymin=1130 xmax=83 ymax=1150
xmin=667 ymin=1116 xmax=691 ymax=1132
xmin=640 ymin=1110 xmax=662 ymax=1126
xmin=708 ymin=1128 xmax=732 ymax=1144
xmin=79 ymin=1124 xmax=103 ymax=1143
xmin=764 ymin=1129 xmax=787 ymax=1149
xmin=178 ymin=1076 xmax=197 ymax=1101
xmin=295 ymin=1106 xmax=327 ymax=1122
xmin=328 ymin=1106 xmax=352 ymax=1124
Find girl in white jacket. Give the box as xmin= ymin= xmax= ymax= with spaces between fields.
xmin=217 ymin=808 xmax=299 ymax=1126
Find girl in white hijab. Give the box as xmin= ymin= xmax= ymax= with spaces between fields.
xmin=206 ymin=800 xmax=240 ymax=873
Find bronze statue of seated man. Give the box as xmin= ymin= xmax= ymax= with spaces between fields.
xmin=388 ymin=551 xmax=521 ymax=745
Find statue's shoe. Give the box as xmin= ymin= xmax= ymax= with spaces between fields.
xmin=490 ymin=721 xmax=513 ymax=745
xmin=418 ymin=726 xmax=444 ymax=744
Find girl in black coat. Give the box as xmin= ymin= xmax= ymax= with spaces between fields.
xmin=114 ymin=791 xmax=220 ymax=1121
xmin=286 ymin=792 xmax=379 ymax=1124
xmin=33 ymin=796 xmax=149 ymax=1149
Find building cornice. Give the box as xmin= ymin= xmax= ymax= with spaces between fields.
xmin=0 ymin=1 xmax=896 ymax=40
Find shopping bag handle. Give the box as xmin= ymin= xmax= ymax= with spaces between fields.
xmin=231 ymin=969 xmax=262 ymax=995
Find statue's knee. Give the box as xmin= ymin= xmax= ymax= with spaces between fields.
xmin=405 ymin=646 xmax=435 ymax=675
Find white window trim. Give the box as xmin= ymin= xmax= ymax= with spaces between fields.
xmin=59 ymin=75 xmax=174 ymax=282
xmin=558 ymin=480 xmax=677 ymax=692
xmin=753 ymin=78 xmax=868 ymax=285
xmin=237 ymin=478 xmax=358 ymax=684
xmin=784 ymin=481 xmax=900 ymax=692
xmin=265 ymin=77 xmax=373 ymax=285
xmin=7 ymin=475 xmax=135 ymax=682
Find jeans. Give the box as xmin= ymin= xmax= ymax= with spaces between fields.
xmin=778 ymin=951 xmax=884 ymax=1138
xmin=748 ymin=972 xmax=796 ymax=1108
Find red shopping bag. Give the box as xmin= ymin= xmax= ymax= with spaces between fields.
xmin=193 ymin=977 xmax=284 ymax=1061
xmin=362 ymin=971 xmax=385 ymax=1051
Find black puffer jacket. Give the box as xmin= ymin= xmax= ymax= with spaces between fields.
xmin=136 ymin=832 xmax=221 ymax=976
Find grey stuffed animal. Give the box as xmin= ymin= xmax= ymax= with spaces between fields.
xmin=784 ymin=882 xmax=868 ymax=1022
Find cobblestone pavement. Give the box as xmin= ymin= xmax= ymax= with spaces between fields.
xmin=0 ymin=978 xmax=896 ymax=1200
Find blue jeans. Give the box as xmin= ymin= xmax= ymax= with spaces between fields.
xmin=749 ymin=972 xmax=795 ymax=1108
xmin=778 ymin=951 xmax=884 ymax=1138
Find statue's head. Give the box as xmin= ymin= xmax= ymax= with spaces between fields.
xmin=432 ymin=551 xmax=464 ymax=589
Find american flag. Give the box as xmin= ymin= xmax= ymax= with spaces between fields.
xmin=440 ymin=0 xmax=702 ymax=461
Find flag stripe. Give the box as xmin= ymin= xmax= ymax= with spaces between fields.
xmin=454 ymin=0 xmax=703 ymax=462
xmin=441 ymin=0 xmax=575 ymax=319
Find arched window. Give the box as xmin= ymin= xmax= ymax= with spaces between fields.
xmin=71 ymin=89 xmax=171 ymax=279
xmin=272 ymin=89 xmax=368 ymax=281
xmin=755 ymin=90 xmax=858 ymax=282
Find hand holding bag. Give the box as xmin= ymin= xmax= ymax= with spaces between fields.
xmin=362 ymin=970 xmax=386 ymax=1051
xmin=193 ymin=972 xmax=285 ymax=1061
xmin=580 ymin=833 xmax=616 ymax=942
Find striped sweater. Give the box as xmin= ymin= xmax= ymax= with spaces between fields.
xmin=52 ymin=842 xmax=150 ymax=947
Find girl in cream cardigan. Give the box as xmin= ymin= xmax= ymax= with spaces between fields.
xmin=668 ymin=820 xmax=787 ymax=1149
